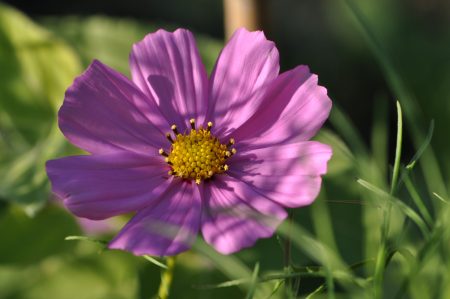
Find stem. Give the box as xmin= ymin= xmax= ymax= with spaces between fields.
xmin=157 ymin=256 xmax=176 ymax=299
xmin=390 ymin=101 xmax=403 ymax=194
xmin=283 ymin=209 xmax=295 ymax=297
xmin=374 ymin=101 xmax=403 ymax=299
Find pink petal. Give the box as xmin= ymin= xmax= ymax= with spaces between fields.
xmin=60 ymin=60 xmax=169 ymax=155
xmin=231 ymin=66 xmax=332 ymax=147
xmin=201 ymin=176 xmax=287 ymax=255
xmin=130 ymin=29 xmax=208 ymax=130
xmin=207 ymin=28 xmax=280 ymax=137
xmin=109 ymin=181 xmax=201 ymax=256
xmin=46 ymin=152 xmax=171 ymax=220
xmin=228 ymin=141 xmax=332 ymax=208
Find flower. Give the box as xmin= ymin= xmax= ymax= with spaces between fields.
xmin=46 ymin=28 xmax=332 ymax=256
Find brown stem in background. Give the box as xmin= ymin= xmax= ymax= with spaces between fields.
xmin=223 ymin=0 xmax=269 ymax=39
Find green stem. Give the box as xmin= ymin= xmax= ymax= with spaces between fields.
xmin=157 ymin=256 xmax=176 ymax=299
xmin=374 ymin=101 xmax=403 ymax=299
xmin=283 ymin=209 xmax=295 ymax=297
xmin=390 ymin=101 xmax=403 ymax=194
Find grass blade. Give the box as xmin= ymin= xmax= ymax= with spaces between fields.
xmin=142 ymin=255 xmax=168 ymax=269
xmin=404 ymin=175 xmax=433 ymax=226
xmin=64 ymin=235 xmax=108 ymax=246
xmin=356 ymin=179 xmax=430 ymax=237
xmin=390 ymin=101 xmax=403 ymax=194
xmin=245 ymin=263 xmax=260 ymax=299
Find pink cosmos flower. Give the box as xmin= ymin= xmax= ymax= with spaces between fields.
xmin=46 ymin=28 xmax=332 ymax=256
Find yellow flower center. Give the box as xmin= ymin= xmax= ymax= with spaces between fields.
xmin=160 ymin=119 xmax=235 ymax=184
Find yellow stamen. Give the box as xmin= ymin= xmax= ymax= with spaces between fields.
xmin=165 ymin=121 xmax=232 ymax=182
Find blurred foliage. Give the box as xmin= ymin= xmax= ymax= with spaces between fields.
xmin=0 ymin=1 xmax=450 ymax=299
xmin=41 ymin=16 xmax=223 ymax=76
xmin=0 ymin=3 xmax=81 ymax=211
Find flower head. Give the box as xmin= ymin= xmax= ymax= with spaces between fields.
xmin=46 ymin=28 xmax=332 ymax=255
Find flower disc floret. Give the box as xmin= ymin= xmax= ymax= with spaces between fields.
xmin=163 ymin=121 xmax=234 ymax=183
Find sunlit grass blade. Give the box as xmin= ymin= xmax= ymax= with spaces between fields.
xmin=405 ymin=120 xmax=434 ymax=171
xmin=404 ymin=175 xmax=433 ymax=226
xmin=356 ymin=179 xmax=430 ymax=237
xmin=193 ymin=271 xmax=324 ymax=290
xmin=373 ymin=101 xmax=402 ymax=298
xmin=390 ymin=101 xmax=403 ymax=194
xmin=65 ymin=235 xmax=108 ymax=246
xmin=245 ymin=263 xmax=260 ymax=299
xmin=197 ymin=269 xmax=348 ymax=289
xmin=276 ymin=222 xmax=369 ymax=291
xmin=194 ymin=278 xmax=250 ymax=290
xmin=142 ymin=255 xmax=168 ymax=269
xmin=277 ymin=221 xmax=349 ymax=273
xmin=266 ymin=279 xmax=284 ymax=299
xmin=305 ymin=284 xmax=326 ymax=299
xmin=192 ymin=238 xmax=271 ymax=296
xmin=433 ymin=192 xmax=449 ymax=204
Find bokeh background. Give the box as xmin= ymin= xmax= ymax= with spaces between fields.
xmin=1 ymin=0 xmax=449 ymax=298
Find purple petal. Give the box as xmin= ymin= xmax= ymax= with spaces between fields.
xmin=231 ymin=66 xmax=332 ymax=147
xmin=130 ymin=29 xmax=208 ymax=130
xmin=228 ymin=141 xmax=332 ymax=208
xmin=76 ymin=217 xmax=116 ymax=236
xmin=207 ymin=28 xmax=280 ymax=137
xmin=109 ymin=181 xmax=201 ymax=256
xmin=60 ymin=60 xmax=169 ymax=155
xmin=46 ymin=152 xmax=171 ymax=220
xmin=201 ymin=176 xmax=287 ymax=255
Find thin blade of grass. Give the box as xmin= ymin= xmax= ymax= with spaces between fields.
xmin=142 ymin=255 xmax=168 ymax=269
xmin=374 ymin=101 xmax=402 ymax=298
xmin=356 ymin=179 xmax=430 ymax=237
xmin=390 ymin=101 xmax=403 ymax=194
xmin=266 ymin=279 xmax=284 ymax=299
xmin=405 ymin=120 xmax=434 ymax=171
xmin=194 ymin=271 xmax=327 ymax=290
xmin=192 ymin=238 xmax=271 ymax=297
xmin=64 ymin=235 xmax=108 ymax=246
xmin=433 ymin=192 xmax=449 ymax=204
xmin=245 ymin=263 xmax=260 ymax=299
xmin=404 ymin=175 xmax=433 ymax=226
xmin=306 ymin=284 xmax=326 ymax=299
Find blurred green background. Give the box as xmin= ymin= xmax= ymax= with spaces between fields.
xmin=0 ymin=0 xmax=449 ymax=298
